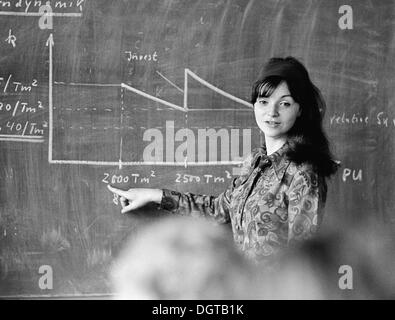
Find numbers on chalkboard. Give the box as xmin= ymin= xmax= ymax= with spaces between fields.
xmin=0 ymin=102 xmax=12 ymax=112
xmin=112 ymin=193 xmax=119 ymax=206
xmin=102 ymin=173 xmax=110 ymax=184
xmin=174 ymin=172 xmax=232 ymax=184
xmin=6 ymin=121 xmax=23 ymax=132
xmin=175 ymin=173 xmax=201 ymax=183
xmin=102 ymin=171 xmax=158 ymax=185
xmin=102 ymin=173 xmax=129 ymax=184
xmin=4 ymin=120 xmax=44 ymax=136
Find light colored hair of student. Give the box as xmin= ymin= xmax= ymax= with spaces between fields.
xmin=110 ymin=216 xmax=255 ymax=299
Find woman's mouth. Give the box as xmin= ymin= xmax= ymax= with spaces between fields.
xmin=264 ymin=121 xmax=281 ymax=127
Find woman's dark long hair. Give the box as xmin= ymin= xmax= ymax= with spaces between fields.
xmin=251 ymin=56 xmax=339 ymax=178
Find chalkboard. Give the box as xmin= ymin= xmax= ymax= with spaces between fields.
xmin=1 ymin=0 xmax=394 ymax=297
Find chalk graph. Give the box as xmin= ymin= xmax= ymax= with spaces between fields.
xmin=0 ymin=8 xmax=256 ymax=168
xmin=50 ymin=67 xmax=254 ymax=167
xmin=44 ymin=27 xmax=256 ymax=167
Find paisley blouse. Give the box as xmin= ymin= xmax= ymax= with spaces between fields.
xmin=159 ymin=142 xmax=327 ymax=263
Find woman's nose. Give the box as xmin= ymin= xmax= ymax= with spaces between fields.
xmin=266 ymin=102 xmax=279 ymax=117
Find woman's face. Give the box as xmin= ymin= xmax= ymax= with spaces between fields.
xmin=254 ymin=81 xmax=301 ymax=141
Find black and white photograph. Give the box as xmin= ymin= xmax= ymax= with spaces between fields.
xmin=0 ymin=0 xmax=394 ymax=307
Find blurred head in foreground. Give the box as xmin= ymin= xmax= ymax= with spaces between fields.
xmin=260 ymin=222 xmax=395 ymax=299
xmin=111 ymin=216 xmax=395 ymax=300
xmin=110 ymin=216 xmax=255 ymax=299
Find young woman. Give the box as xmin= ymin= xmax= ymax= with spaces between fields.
xmin=108 ymin=56 xmax=339 ymax=263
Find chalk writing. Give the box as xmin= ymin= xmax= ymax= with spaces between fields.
xmin=376 ymin=112 xmax=393 ymax=127
xmin=0 ymin=74 xmax=45 ymax=140
xmin=175 ymin=170 xmax=233 ymax=184
xmin=0 ymin=0 xmax=85 ymax=13
xmin=102 ymin=170 xmax=156 ymax=185
xmin=329 ymin=112 xmax=395 ymax=128
xmin=0 ymin=100 xmax=43 ymax=116
xmin=342 ymin=168 xmax=362 ymax=182
xmin=5 ymin=120 xmax=44 ymax=135
xmin=329 ymin=112 xmax=369 ymax=126
xmin=124 ymin=50 xmax=158 ymax=62
xmin=5 ymin=29 xmax=16 ymax=47
xmin=0 ymin=75 xmax=38 ymax=93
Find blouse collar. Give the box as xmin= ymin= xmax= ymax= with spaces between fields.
xmin=253 ymin=142 xmax=291 ymax=181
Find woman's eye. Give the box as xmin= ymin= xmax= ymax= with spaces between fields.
xmin=280 ymin=101 xmax=291 ymax=107
xmin=258 ymin=100 xmax=267 ymax=105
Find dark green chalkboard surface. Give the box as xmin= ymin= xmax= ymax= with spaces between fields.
xmin=1 ymin=0 xmax=394 ymax=297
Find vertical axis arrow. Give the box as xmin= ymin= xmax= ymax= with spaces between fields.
xmin=46 ymin=33 xmax=54 ymax=163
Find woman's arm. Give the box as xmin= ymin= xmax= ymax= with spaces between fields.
xmin=108 ymin=150 xmax=261 ymax=223
xmin=287 ymin=167 xmax=327 ymax=246
xmin=159 ymin=183 xmax=234 ymax=224
xmin=159 ymin=152 xmax=259 ymax=224
xmin=108 ymin=182 xmax=236 ymax=222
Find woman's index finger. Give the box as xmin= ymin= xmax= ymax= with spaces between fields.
xmin=107 ymin=185 xmax=129 ymax=198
